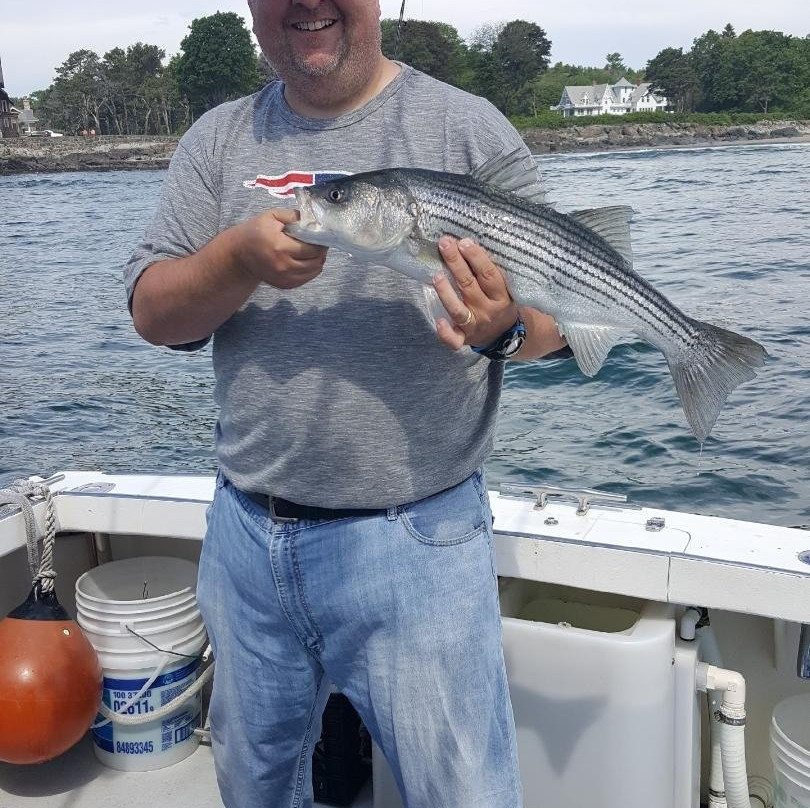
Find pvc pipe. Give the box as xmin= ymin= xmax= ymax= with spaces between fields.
xmin=697 ymin=663 xmax=751 ymax=808
xmin=697 ymin=624 xmax=728 ymax=807
xmin=680 ymin=607 xmax=702 ymax=641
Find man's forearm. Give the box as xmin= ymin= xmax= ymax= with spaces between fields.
xmin=131 ymin=227 xmax=258 ymax=347
xmin=131 ymin=209 xmax=328 ymax=347
xmin=512 ymin=306 xmax=567 ymax=361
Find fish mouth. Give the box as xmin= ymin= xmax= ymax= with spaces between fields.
xmin=285 ymin=187 xmax=327 ymax=244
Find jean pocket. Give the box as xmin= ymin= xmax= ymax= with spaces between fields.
xmin=399 ymin=472 xmax=488 ymax=546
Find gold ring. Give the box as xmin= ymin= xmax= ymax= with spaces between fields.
xmin=459 ymin=309 xmax=474 ymax=327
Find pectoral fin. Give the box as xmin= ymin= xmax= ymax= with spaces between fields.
xmin=558 ymin=322 xmax=624 ymax=377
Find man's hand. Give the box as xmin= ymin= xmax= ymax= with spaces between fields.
xmin=234 ymin=208 xmax=328 ymax=290
xmin=432 ymin=236 xmax=519 ymax=350
xmin=432 ymin=236 xmax=567 ymax=360
xmin=132 ymin=208 xmax=328 ymax=346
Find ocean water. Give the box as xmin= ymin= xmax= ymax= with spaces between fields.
xmin=1 ymin=143 xmax=808 ymax=526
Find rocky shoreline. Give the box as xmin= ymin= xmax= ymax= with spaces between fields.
xmin=522 ymin=119 xmax=810 ymax=153
xmin=1 ymin=121 xmax=809 ymax=175
xmin=0 ymin=135 xmax=178 ymax=175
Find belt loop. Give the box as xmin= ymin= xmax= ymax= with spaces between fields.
xmin=386 ymin=506 xmax=398 ymax=522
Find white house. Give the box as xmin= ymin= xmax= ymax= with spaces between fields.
xmin=551 ymin=77 xmax=669 ymax=117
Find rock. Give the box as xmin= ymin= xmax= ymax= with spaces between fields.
xmin=771 ymin=126 xmax=801 ymax=138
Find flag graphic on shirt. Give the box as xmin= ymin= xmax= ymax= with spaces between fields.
xmin=243 ymin=170 xmax=350 ymax=198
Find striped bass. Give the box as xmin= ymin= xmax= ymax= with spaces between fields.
xmin=285 ymin=151 xmax=767 ymax=441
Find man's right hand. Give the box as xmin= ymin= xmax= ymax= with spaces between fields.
xmin=233 ymin=208 xmax=328 ymax=290
xmin=132 ymin=208 xmax=328 ymax=347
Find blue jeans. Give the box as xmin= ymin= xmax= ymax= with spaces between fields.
xmin=196 ymin=471 xmax=521 ymax=808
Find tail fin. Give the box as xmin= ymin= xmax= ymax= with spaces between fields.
xmin=667 ymin=321 xmax=767 ymax=442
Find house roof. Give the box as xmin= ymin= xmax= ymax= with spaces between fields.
xmin=563 ymin=84 xmax=613 ymax=107
xmin=629 ymin=82 xmax=665 ymax=103
xmin=614 ymin=77 xmax=634 ymax=87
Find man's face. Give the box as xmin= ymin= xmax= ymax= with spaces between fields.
xmin=248 ymin=0 xmax=383 ymax=84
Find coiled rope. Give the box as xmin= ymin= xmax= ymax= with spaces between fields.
xmin=0 ymin=478 xmax=58 ymax=593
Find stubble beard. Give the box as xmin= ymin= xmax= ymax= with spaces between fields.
xmin=269 ymin=26 xmax=383 ymax=111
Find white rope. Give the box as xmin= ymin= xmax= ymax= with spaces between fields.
xmin=0 ymin=478 xmax=57 ymax=593
xmin=97 ymin=663 xmax=215 ymax=725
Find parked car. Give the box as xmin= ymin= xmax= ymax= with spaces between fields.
xmin=27 ymin=129 xmax=64 ymax=137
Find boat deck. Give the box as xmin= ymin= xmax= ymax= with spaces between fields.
xmin=0 ymin=736 xmax=373 ymax=808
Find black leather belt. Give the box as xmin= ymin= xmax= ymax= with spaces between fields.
xmin=242 ymin=490 xmax=386 ymax=523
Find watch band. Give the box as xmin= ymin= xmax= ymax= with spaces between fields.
xmin=472 ymin=316 xmax=527 ymax=361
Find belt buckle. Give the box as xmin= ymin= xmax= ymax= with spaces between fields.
xmin=268 ymin=497 xmax=298 ymax=523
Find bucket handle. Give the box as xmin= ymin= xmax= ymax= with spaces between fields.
xmin=91 ymin=651 xmax=173 ymax=729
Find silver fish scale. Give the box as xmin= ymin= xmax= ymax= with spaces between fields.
xmin=402 ymin=169 xmax=695 ymax=350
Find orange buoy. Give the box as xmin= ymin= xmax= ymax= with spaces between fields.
xmin=0 ymin=585 xmax=103 ymax=764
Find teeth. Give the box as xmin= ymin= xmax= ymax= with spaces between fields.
xmin=293 ymin=19 xmax=336 ymax=31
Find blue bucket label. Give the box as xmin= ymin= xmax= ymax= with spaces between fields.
xmin=92 ymin=656 xmax=202 ymax=757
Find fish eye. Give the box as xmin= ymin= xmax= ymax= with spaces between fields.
xmin=327 ymin=186 xmax=345 ymax=203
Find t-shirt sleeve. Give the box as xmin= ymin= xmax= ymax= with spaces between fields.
xmin=123 ymin=128 xmax=221 ymax=351
xmin=441 ymin=92 xmax=540 ymax=190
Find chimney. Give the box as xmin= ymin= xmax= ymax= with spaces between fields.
xmin=23 ymin=97 xmax=31 ymax=110
xmin=0 ymin=53 xmax=5 ymax=89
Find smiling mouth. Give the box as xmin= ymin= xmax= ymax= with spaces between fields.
xmin=292 ymin=19 xmax=338 ymax=32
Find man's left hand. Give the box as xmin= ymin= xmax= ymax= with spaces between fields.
xmin=432 ymin=236 xmax=519 ymax=350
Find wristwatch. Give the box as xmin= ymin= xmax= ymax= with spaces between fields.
xmin=472 ymin=316 xmax=527 ymax=361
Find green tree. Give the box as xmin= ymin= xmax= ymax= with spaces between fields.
xmin=493 ymin=20 xmax=551 ymax=111
xmin=690 ymin=29 xmax=738 ymax=111
xmin=39 ymin=49 xmax=103 ymax=133
xmin=176 ymin=12 xmax=260 ymax=117
xmin=736 ymin=30 xmax=792 ymax=112
xmin=604 ymin=52 xmax=628 ymax=81
xmin=469 ymin=20 xmax=551 ymax=114
xmin=381 ymin=19 xmax=469 ymax=87
xmin=645 ymin=47 xmax=697 ymax=112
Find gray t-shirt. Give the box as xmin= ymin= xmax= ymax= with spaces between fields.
xmin=124 ymin=65 xmax=531 ymax=508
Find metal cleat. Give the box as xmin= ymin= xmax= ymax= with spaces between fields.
xmin=499 ymin=483 xmax=632 ymax=516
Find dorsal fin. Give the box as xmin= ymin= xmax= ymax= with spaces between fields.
xmin=570 ymin=206 xmax=634 ymax=266
xmin=472 ymin=147 xmax=548 ymax=205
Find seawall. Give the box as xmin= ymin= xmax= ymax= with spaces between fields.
xmin=1 ymin=121 xmax=809 ymax=175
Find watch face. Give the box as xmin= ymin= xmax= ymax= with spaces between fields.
xmin=503 ymin=333 xmax=525 ymax=357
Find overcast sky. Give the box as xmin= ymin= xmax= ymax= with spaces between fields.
xmin=3 ymin=0 xmax=809 ymax=95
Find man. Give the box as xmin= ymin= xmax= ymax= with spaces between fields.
xmin=125 ymin=1 xmax=565 ymax=806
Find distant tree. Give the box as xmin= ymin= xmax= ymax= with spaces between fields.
xmin=645 ymin=47 xmax=697 ymax=112
xmin=604 ymin=52 xmax=628 ymax=81
xmin=690 ymin=29 xmax=738 ymax=111
xmin=470 ymin=20 xmax=551 ymax=114
xmin=721 ymin=23 xmax=737 ymax=39
xmin=493 ymin=21 xmax=551 ymax=108
xmin=736 ymin=30 xmax=792 ymax=112
xmin=39 ymin=49 xmax=103 ymax=133
xmin=381 ymin=19 xmax=469 ymax=87
xmin=176 ymin=12 xmax=260 ymax=117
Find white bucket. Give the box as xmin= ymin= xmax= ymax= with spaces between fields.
xmin=771 ymin=694 xmax=810 ymax=808
xmin=76 ymin=556 xmax=198 ymax=610
xmin=75 ymin=557 xmax=207 ymax=772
